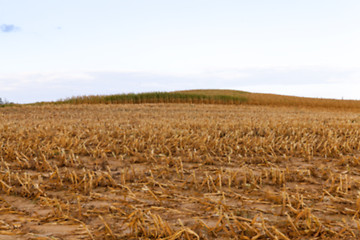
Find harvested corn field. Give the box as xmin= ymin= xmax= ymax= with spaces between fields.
xmin=1 ymin=104 xmax=360 ymax=239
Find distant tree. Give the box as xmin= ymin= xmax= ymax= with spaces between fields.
xmin=0 ymin=98 xmax=12 ymax=105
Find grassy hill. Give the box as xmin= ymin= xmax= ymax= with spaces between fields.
xmin=57 ymin=91 xmax=248 ymax=105
xmin=176 ymin=89 xmax=360 ymax=110
xmin=31 ymin=89 xmax=360 ymax=111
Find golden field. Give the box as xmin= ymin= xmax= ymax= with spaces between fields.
xmin=1 ymin=99 xmax=360 ymax=239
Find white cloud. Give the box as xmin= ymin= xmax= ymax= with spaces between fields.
xmin=1 ymin=67 xmax=360 ymax=103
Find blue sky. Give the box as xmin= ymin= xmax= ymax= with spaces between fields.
xmin=1 ymin=0 xmax=360 ymax=103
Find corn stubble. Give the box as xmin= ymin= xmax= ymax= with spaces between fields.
xmin=1 ymin=104 xmax=360 ymax=239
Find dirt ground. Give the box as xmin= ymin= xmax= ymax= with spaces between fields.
xmin=1 ymin=104 xmax=360 ymax=239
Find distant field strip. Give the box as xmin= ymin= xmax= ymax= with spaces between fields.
xmin=179 ymin=89 xmax=360 ymax=110
xmin=58 ymin=92 xmax=248 ymax=105
xmin=44 ymin=89 xmax=360 ymax=111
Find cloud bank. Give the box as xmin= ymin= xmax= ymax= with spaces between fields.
xmin=0 ymin=24 xmax=20 ymax=33
xmin=1 ymin=67 xmax=360 ymax=103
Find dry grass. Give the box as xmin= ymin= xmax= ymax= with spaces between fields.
xmin=1 ymin=103 xmax=360 ymax=239
xmin=35 ymin=89 xmax=360 ymax=111
xmin=56 ymin=91 xmax=247 ymax=105
xmin=178 ymin=89 xmax=360 ymax=110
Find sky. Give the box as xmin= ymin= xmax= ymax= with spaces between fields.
xmin=1 ymin=0 xmax=360 ymax=103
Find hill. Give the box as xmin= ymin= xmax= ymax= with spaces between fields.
xmin=57 ymin=91 xmax=248 ymax=105
xmin=53 ymin=89 xmax=360 ymax=111
xmin=176 ymin=89 xmax=360 ymax=110
xmin=55 ymin=89 xmax=360 ymax=110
